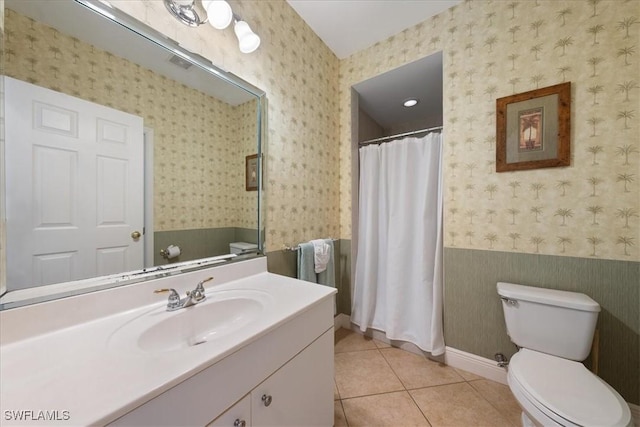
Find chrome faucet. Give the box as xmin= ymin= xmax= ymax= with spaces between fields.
xmin=154 ymin=277 xmax=213 ymax=311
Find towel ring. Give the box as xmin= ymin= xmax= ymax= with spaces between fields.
xmin=282 ymin=238 xmax=337 ymax=252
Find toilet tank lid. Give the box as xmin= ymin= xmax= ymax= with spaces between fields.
xmin=230 ymin=242 xmax=258 ymax=249
xmin=497 ymin=282 xmax=600 ymax=312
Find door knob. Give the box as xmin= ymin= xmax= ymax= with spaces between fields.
xmin=261 ymin=394 xmax=272 ymax=407
xmin=131 ymin=230 xmax=141 ymax=239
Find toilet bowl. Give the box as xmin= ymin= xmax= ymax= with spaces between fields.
xmin=497 ymin=282 xmax=632 ymax=427
xmin=508 ymin=349 xmax=631 ymax=427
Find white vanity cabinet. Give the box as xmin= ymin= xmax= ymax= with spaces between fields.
xmin=1 ymin=258 xmax=338 ymax=426
xmin=208 ymin=329 xmax=334 ymax=427
xmin=110 ymin=293 xmax=335 ymax=427
xmin=251 ymin=328 xmax=333 ymax=426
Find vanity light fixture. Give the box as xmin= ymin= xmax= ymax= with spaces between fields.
xmin=163 ymin=0 xmax=208 ymax=27
xmin=163 ymin=0 xmax=260 ymax=53
xmin=403 ymin=98 xmax=419 ymax=107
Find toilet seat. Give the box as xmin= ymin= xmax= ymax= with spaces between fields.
xmin=509 ymin=349 xmax=631 ymax=427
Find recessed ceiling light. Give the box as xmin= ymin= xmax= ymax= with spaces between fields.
xmin=403 ymin=99 xmax=419 ymax=107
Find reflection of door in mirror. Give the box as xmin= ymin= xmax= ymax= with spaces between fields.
xmin=3 ymin=4 xmax=260 ymax=293
xmin=6 ymin=77 xmax=144 ymax=290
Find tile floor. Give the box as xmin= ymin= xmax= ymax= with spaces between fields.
xmin=333 ymin=328 xmax=523 ymax=427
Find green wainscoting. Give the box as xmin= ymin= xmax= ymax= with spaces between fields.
xmin=154 ymin=227 xmax=258 ymax=265
xmin=444 ymin=247 xmax=639 ymax=405
xmin=266 ymin=239 xmax=352 ymax=315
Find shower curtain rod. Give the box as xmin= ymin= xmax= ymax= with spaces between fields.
xmin=358 ymin=126 xmax=443 ymax=147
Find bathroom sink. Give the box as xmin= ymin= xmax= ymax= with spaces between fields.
xmin=108 ymin=289 xmax=273 ymax=353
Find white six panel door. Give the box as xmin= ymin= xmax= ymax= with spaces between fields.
xmin=5 ymin=77 xmax=144 ymax=289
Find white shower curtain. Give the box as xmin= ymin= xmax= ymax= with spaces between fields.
xmin=352 ymin=132 xmax=445 ymax=355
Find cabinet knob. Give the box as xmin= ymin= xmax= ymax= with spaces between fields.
xmin=233 ymin=419 xmax=246 ymax=427
xmin=261 ymin=394 xmax=272 ymax=407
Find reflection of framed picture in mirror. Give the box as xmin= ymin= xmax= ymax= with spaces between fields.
xmin=496 ymin=82 xmax=571 ymax=172
xmin=246 ymin=154 xmax=259 ymax=191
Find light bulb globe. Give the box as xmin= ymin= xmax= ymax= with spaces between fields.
xmin=205 ymin=0 xmax=232 ymax=29
xmin=234 ymin=20 xmax=261 ymax=53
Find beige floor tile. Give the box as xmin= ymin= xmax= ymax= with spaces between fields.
xmin=454 ymin=368 xmax=485 ymax=381
xmin=380 ymin=347 xmax=465 ymax=389
xmin=373 ymin=339 xmax=391 ymax=348
xmin=410 ymin=382 xmax=513 ymax=427
xmin=342 ymin=391 xmax=431 ymax=427
xmin=469 ymin=379 xmax=522 ymax=426
xmin=335 ymin=349 xmax=404 ymax=398
xmin=334 ymin=380 xmax=340 ymax=400
xmin=335 ymin=328 xmax=378 ymax=353
xmin=334 ymin=400 xmax=348 ymax=427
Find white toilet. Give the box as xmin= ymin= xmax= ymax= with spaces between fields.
xmin=497 ymin=282 xmax=632 ymax=427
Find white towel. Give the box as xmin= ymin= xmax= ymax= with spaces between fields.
xmin=310 ymin=239 xmax=330 ymax=273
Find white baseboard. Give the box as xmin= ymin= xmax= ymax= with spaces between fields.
xmin=444 ymin=346 xmax=508 ymax=385
xmin=334 ymin=313 xmax=351 ymax=330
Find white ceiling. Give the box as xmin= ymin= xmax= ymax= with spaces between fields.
xmin=286 ymin=1 xmax=458 ymax=131
xmin=286 ymin=0 xmax=462 ymax=59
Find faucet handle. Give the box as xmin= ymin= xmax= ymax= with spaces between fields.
xmin=154 ymin=288 xmax=179 ymax=294
xmin=196 ymin=277 xmax=214 ymax=291
xmin=188 ymin=277 xmax=212 ymax=302
xmin=154 ymin=288 xmax=181 ymax=310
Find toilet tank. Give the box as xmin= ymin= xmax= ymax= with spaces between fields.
xmin=497 ymin=282 xmax=600 ymax=361
xmin=229 ymin=242 xmax=258 ymax=254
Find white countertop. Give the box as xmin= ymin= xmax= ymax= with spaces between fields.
xmin=0 ymin=258 xmax=336 ymax=426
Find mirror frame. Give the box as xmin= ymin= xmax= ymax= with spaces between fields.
xmin=0 ymin=0 xmax=266 ymax=310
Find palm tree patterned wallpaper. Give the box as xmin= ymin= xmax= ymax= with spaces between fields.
xmin=109 ymin=0 xmax=342 ymax=252
xmin=21 ymin=0 xmax=635 ymax=260
xmin=5 ymin=8 xmax=258 ymax=233
xmin=340 ymin=0 xmax=639 ymax=262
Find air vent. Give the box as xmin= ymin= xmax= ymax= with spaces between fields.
xmin=168 ymin=54 xmax=193 ymax=70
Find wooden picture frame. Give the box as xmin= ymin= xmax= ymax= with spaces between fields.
xmin=245 ymin=154 xmax=259 ymax=191
xmin=496 ymin=82 xmax=571 ymax=172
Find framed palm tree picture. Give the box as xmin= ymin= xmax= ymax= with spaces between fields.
xmin=496 ymin=82 xmax=571 ymax=172
xmin=245 ymin=154 xmax=259 ymax=191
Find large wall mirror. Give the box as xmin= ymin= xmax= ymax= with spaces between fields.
xmin=0 ymin=0 xmax=265 ymax=309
